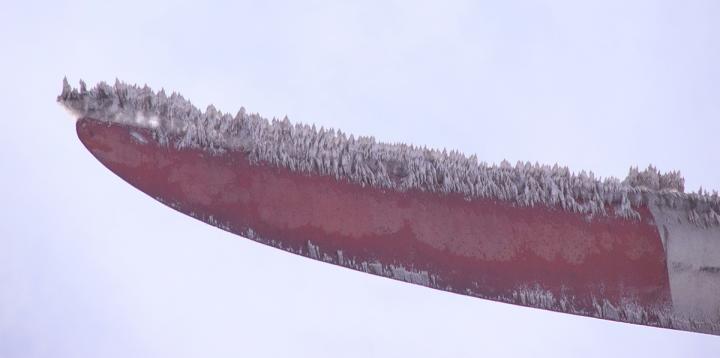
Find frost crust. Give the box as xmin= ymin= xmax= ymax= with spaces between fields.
xmin=58 ymin=79 xmax=720 ymax=226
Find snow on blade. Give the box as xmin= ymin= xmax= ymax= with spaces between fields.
xmin=61 ymin=78 xmax=720 ymax=335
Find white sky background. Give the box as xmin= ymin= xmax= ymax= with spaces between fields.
xmin=1 ymin=0 xmax=719 ymax=356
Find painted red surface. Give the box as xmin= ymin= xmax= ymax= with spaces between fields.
xmin=77 ymin=118 xmax=672 ymax=326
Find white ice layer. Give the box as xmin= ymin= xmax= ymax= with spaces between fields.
xmin=650 ymin=203 xmax=720 ymax=323
xmin=58 ymin=79 xmax=720 ymax=226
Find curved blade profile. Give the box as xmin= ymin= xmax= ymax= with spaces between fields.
xmin=59 ymin=79 xmax=720 ymax=335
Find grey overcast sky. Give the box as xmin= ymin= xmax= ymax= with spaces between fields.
xmin=1 ymin=0 xmax=719 ymax=357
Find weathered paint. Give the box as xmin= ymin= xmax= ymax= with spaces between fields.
xmin=75 ymin=118 xmax=720 ymax=335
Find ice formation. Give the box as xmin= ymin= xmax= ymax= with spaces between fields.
xmin=58 ymin=78 xmax=720 ymax=225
